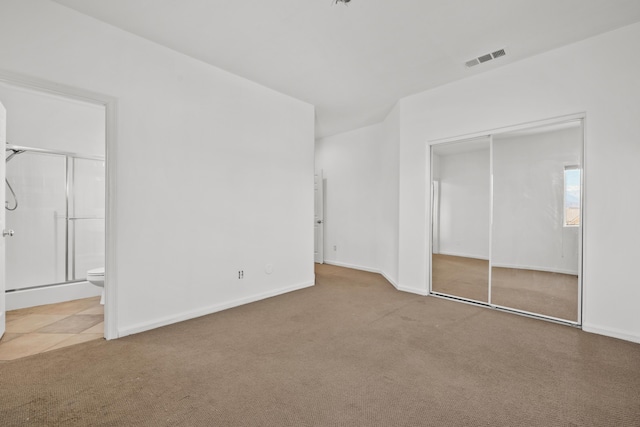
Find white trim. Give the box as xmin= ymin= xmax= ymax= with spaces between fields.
xmin=118 ymin=281 xmax=315 ymax=338
xmin=488 ymin=134 xmax=494 ymax=305
xmin=323 ymin=260 xmax=402 ymax=291
xmin=398 ymin=285 xmax=428 ymax=296
xmin=6 ymin=282 xmax=102 ymax=311
xmin=104 ymin=99 xmax=118 ymax=340
xmin=490 ymin=263 xmax=579 ymax=276
xmin=380 ymin=271 xmax=399 ymax=289
xmin=436 ymin=251 xmax=489 ymax=261
xmin=582 ymin=323 xmax=640 ymax=344
xmin=0 ymin=69 xmax=118 ymax=340
xmin=324 ymin=259 xmax=379 ymax=273
xmin=577 ymin=117 xmax=586 ymax=327
xmin=428 ymin=113 xmax=586 ymax=146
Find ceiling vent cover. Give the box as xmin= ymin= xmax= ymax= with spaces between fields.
xmin=466 ymin=48 xmax=507 ymax=68
xmin=465 ymin=58 xmax=480 ymax=68
xmin=492 ymin=49 xmax=506 ymax=59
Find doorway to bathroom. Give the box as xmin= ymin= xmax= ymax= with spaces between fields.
xmin=0 ymin=76 xmax=112 ymax=358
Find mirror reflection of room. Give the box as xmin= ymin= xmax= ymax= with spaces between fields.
xmin=431 ymin=138 xmax=490 ymax=303
xmin=430 ymin=120 xmax=582 ymax=323
xmin=491 ymin=122 xmax=582 ymax=322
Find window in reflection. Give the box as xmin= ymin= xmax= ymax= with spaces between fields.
xmin=564 ymin=166 xmax=581 ymax=227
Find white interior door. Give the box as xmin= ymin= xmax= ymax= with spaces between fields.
xmin=1 ymin=100 xmax=6 ymax=338
xmin=314 ymin=170 xmax=324 ymax=264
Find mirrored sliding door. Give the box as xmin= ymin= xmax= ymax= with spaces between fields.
xmin=491 ymin=122 xmax=582 ymax=322
xmin=431 ymin=138 xmax=490 ymax=303
xmin=430 ymin=119 xmax=583 ymax=324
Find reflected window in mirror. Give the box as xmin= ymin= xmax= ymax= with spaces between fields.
xmin=564 ymin=166 xmax=581 ymax=227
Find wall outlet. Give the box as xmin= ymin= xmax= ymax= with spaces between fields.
xmin=238 ymin=270 xmax=244 ymax=279
xmin=333 ymin=245 xmax=337 ymax=251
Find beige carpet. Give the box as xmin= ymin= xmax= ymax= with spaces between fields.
xmin=1 ymin=264 xmax=639 ymax=426
xmin=432 ymin=254 xmax=578 ymax=321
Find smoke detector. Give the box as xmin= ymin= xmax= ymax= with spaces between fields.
xmin=465 ymin=48 xmax=507 ymax=68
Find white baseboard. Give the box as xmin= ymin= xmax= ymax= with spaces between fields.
xmin=397 ymin=286 xmax=428 ymax=296
xmin=491 ymin=263 xmax=578 ymax=276
xmin=437 ymin=251 xmax=489 ymax=261
xmin=380 ymin=271 xmax=399 ymax=289
xmin=324 ymin=260 xmax=398 ymax=285
xmin=582 ymin=323 xmax=640 ymax=344
xmin=323 ymin=259 xmax=379 ymax=273
xmin=118 ymin=280 xmax=315 ymax=338
xmin=323 ymin=260 xmax=420 ymax=296
xmin=6 ymin=282 xmax=102 ymax=311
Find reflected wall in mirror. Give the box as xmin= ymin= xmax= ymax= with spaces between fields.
xmin=491 ymin=122 xmax=582 ymax=321
xmin=431 ymin=138 xmax=490 ymax=303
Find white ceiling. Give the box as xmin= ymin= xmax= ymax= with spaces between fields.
xmin=52 ymin=0 xmax=640 ymax=138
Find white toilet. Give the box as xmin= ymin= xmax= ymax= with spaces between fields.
xmin=87 ymin=267 xmax=105 ymax=305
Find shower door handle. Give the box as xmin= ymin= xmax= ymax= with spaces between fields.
xmin=2 ymin=229 xmax=14 ymax=238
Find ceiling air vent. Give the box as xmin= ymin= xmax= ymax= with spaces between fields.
xmin=465 ymin=58 xmax=480 ymax=68
xmin=492 ymin=49 xmax=506 ymax=59
xmin=466 ymin=48 xmax=507 ymax=68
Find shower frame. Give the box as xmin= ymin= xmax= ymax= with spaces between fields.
xmin=6 ymin=143 xmax=105 ymax=290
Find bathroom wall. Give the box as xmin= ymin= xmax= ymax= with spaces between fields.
xmin=1 ymin=83 xmax=105 ymax=307
xmin=0 ymin=0 xmax=314 ymax=336
xmin=0 ymin=83 xmax=105 ymax=156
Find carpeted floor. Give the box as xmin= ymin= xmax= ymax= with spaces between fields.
xmin=1 ymin=264 xmax=639 ymax=426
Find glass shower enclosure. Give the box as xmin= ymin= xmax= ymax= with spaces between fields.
xmin=5 ymin=145 xmax=104 ymax=292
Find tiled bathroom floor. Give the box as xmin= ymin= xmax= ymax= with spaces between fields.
xmin=0 ymin=296 xmax=103 ymax=361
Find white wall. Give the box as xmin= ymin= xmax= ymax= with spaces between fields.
xmin=398 ymin=22 xmax=640 ymax=342
xmin=0 ymin=0 xmax=315 ymax=336
xmin=377 ymin=104 xmax=400 ymax=285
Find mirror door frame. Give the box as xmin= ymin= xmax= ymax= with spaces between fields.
xmin=428 ymin=113 xmax=585 ymax=327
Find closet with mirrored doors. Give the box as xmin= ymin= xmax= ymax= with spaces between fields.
xmin=430 ymin=118 xmax=583 ymax=324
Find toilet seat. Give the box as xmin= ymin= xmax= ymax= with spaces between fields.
xmin=87 ymin=267 xmax=105 ymax=277
xmin=87 ymin=267 xmax=105 ymax=305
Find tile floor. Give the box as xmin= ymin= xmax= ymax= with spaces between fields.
xmin=0 ymin=296 xmax=103 ymax=361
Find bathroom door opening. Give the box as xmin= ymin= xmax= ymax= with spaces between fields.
xmin=0 ymin=76 xmax=111 ymax=346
